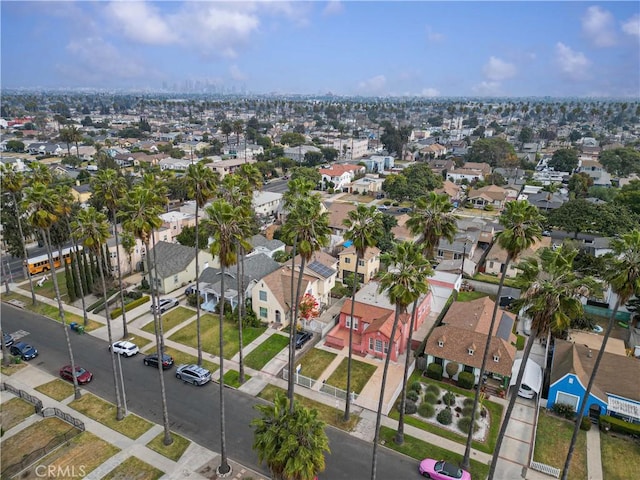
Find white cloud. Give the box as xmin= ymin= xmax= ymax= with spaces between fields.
xmin=323 ymin=1 xmax=344 ymax=17
xmin=229 ymin=65 xmax=247 ymax=81
xmin=357 ymin=75 xmax=387 ymax=94
xmin=471 ymin=81 xmax=502 ymax=96
xmin=555 ymin=42 xmax=591 ymax=79
xmin=582 ymin=6 xmax=616 ymax=47
xmin=420 ymin=88 xmax=440 ymax=97
xmin=425 ymin=25 xmax=444 ymax=43
xmin=622 ymin=14 xmax=640 ymax=37
xmin=483 ymin=56 xmax=517 ymax=81
xmin=64 ymin=36 xmax=148 ymax=80
xmin=104 ymin=1 xmax=177 ymax=45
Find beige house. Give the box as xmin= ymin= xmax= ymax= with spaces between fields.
xmin=467 ymin=185 xmax=518 ymax=210
xmin=338 ymin=246 xmax=380 ymax=284
xmin=148 ymin=241 xmax=214 ymax=295
xmin=484 ymin=237 xmax=551 ymax=278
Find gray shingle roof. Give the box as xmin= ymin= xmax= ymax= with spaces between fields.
xmin=149 ymin=241 xmax=195 ymax=278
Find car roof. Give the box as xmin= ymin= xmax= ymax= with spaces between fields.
xmin=14 ymin=341 xmax=30 ymax=348
xmin=180 ymin=364 xmax=209 ymax=374
xmin=115 ymin=341 xmax=136 ymax=348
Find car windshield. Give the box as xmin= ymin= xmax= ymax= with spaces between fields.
xmin=75 ymin=368 xmax=87 ymax=376
xmin=435 ymin=461 xmax=463 ymax=478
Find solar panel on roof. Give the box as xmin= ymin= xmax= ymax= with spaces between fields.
xmin=307 ymin=261 xmax=336 ymax=278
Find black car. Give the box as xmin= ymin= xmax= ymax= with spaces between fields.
xmin=10 ymin=341 xmax=38 ymax=361
xmin=143 ymin=353 xmax=174 ymax=370
xmin=3 ymin=332 xmax=15 ymax=348
xmin=295 ymin=331 xmax=313 ymax=349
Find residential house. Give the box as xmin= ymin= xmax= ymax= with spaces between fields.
xmin=325 ymin=202 xmax=357 ymax=236
xmin=26 ymin=143 xmax=64 ymax=156
xmin=283 ymin=145 xmax=322 ymax=163
xmin=247 ymin=234 xmax=285 ymax=259
xmin=548 ymin=336 xmax=640 ymax=424
xmin=331 ymin=138 xmax=369 ymax=160
xmin=484 ymin=237 xmax=551 ymax=278
xmin=466 ymin=185 xmax=517 ymax=210
xmin=338 ymin=246 xmax=380 ymax=284
xmin=391 ymin=214 xmax=419 ymax=243
xmin=424 ymin=297 xmax=517 ymax=387
xmin=577 ymin=159 xmax=612 ymax=187
xmin=158 ymin=157 xmax=193 ymax=171
xmin=434 ymin=180 xmax=464 ymax=206
xmin=446 ymin=162 xmax=492 ymax=183
xmin=252 ymin=191 xmax=283 ymax=219
xmin=205 ymin=157 xmax=256 ymax=179
xmin=319 ymin=164 xmax=366 ymax=191
xmin=71 ymin=184 xmax=92 ymax=204
xmin=361 ymin=155 xmax=394 ymax=173
xmin=349 ymin=175 xmax=384 ymax=195
xmin=148 ymin=241 xmax=214 ymax=295
xmin=159 ymin=211 xmax=196 ymax=238
xmin=419 ymin=143 xmax=447 ymax=158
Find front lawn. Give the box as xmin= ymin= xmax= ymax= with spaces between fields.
xmin=142 ymin=306 xmax=194 ymax=334
xmin=146 ymin=431 xmax=191 ymax=461
xmin=533 ymin=410 xmax=587 ymax=480
xmin=325 ymin=357 xmax=377 ymax=394
xmin=35 ymin=379 xmax=75 ymax=401
xmin=222 ymin=369 xmax=251 ymax=388
xmin=168 ymin=313 xmax=265 ymax=359
xmin=456 ymin=291 xmax=488 ymax=302
xmin=298 ymin=348 xmax=337 ymax=380
xmin=102 ymin=456 xmax=164 ymax=480
xmin=600 ymin=433 xmax=639 ymax=480
xmin=244 ymin=334 xmax=289 ymax=370
xmin=0 ymin=397 xmax=35 ymax=432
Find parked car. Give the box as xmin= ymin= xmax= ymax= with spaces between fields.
xmin=59 ymin=365 xmax=93 ymax=384
xmin=143 ymin=353 xmax=174 ymax=370
xmin=295 ymin=331 xmax=313 ymax=349
xmin=184 ymin=285 xmax=196 ymax=296
xmin=150 ymin=298 xmax=179 ymax=314
xmin=418 ymin=459 xmax=471 ymax=480
xmin=397 ymin=207 xmax=413 ymax=213
xmin=377 ymin=205 xmax=389 ymax=211
xmin=109 ymin=340 xmax=139 ymax=357
xmin=3 ymin=332 xmax=15 ymax=347
xmin=10 ymin=341 xmax=38 ymax=361
xmin=175 ymin=364 xmax=212 ymax=386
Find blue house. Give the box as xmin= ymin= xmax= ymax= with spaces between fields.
xmin=548 ymin=339 xmax=640 ymax=424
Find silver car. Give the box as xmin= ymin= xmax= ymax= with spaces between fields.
xmin=175 ymin=364 xmax=212 ymax=386
xmin=150 ymin=298 xmax=179 ymax=314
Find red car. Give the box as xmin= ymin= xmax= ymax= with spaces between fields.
xmin=419 ymin=459 xmax=471 ymax=480
xmin=59 ymin=365 xmax=93 ymax=385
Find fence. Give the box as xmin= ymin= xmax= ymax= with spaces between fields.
xmin=529 ymin=461 xmax=560 ymax=478
xmin=282 ymin=369 xmax=317 ymax=389
xmin=0 ymin=382 xmax=43 ymax=413
xmin=281 ymin=370 xmax=359 ymax=402
xmin=41 ymin=407 xmax=85 ymax=431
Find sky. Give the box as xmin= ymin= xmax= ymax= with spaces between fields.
xmin=2 ymin=1 xmax=639 ymax=98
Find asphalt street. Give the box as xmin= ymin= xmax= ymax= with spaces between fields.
xmin=1 ymin=303 xmax=420 ymax=480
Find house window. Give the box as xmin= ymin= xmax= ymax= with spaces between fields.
xmin=369 ymin=338 xmax=373 ymax=350
xmin=468 ymin=348 xmax=474 ymax=356
xmin=259 ymin=290 xmax=267 ymax=302
xmin=174 ymin=275 xmax=179 ymax=284
xmin=375 ymin=339 xmax=383 ymax=352
xmin=358 ymin=259 xmax=365 ymax=267
xmin=556 ymin=392 xmax=580 ymax=411
xmin=259 ymin=307 xmax=268 ymax=318
xmin=384 ymin=342 xmax=389 ymax=354
xmin=437 ymin=250 xmax=444 ymax=258
xmin=344 ymin=258 xmax=351 ymax=264
xmin=489 ymin=261 xmax=494 ymax=269
xmin=438 ymin=340 xmax=444 ymax=348
xmin=345 ymin=316 xmax=358 ymax=330
xmin=493 ymin=355 xmax=500 ymax=362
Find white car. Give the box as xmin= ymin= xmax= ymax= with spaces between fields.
xmin=150 ymin=298 xmax=179 ymax=314
xmin=109 ymin=340 xmax=139 ymax=357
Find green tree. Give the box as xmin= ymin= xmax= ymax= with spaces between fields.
xmin=5 ymin=140 xmax=25 ymax=152
xmin=615 ymin=179 xmax=640 ymax=214
xmin=462 ymin=200 xmax=544 ymax=470
xmin=371 ymin=242 xmax=429 ymax=478
xmin=518 ymin=127 xmax=534 ymax=145
xmin=599 ymin=147 xmax=640 ymax=177
xmin=407 ymin=192 xmax=459 ymax=260
xmin=548 ymin=148 xmax=579 ymax=172
xmin=562 ymin=230 xmax=640 ymax=480
xmin=464 ymin=137 xmax=517 ymax=168
xmin=220 ymin=120 xmax=233 ymax=144
xmin=233 ymin=119 xmax=244 ymax=147
xmin=59 ymin=125 xmax=83 ymax=158
xmin=72 ymin=207 xmax=125 ymax=420
xmin=488 ymin=246 xmax=599 ymax=478
xmin=546 ymin=199 xmax=598 ymax=238
xmin=567 ymin=172 xmax=593 ymax=198
xmin=342 ymin=205 xmax=384 ymax=421
xmin=290 ymin=166 xmax=321 ymax=186
xmin=252 ymin=392 xmax=330 ymax=480
xmin=280 ymin=132 xmax=306 ymax=147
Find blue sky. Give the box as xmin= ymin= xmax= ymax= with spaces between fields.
xmin=2 ymin=1 xmax=639 ymax=97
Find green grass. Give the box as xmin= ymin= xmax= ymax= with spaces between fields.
xmin=102 ymin=456 xmax=164 ymax=480
xmin=325 ymin=357 xmax=377 ymax=394
xmin=146 ymin=431 xmax=191 ymax=461
xmin=258 ymin=384 xmax=359 ymax=431
xmin=472 ymin=272 xmax=519 ymax=288
xmin=151 ymin=346 xmax=219 ymax=374
xmin=221 ymin=369 xmax=251 ymax=388
xmin=31 ymin=270 xmax=69 ymax=301
xmin=35 ymin=379 xmax=75 ymax=401
xmin=122 ymin=334 xmax=153 ymax=351
xmin=69 ymin=393 xmax=154 ymax=440
xmin=379 ymin=426 xmax=489 ymax=479
xmin=142 ymin=306 xmax=194 ymax=334
xmin=600 ymin=432 xmax=640 ymax=480
xmin=515 ymin=334 xmax=526 ymax=350
xmin=533 ymin=410 xmax=587 ymax=480
xmin=456 ymin=291 xmax=488 ymax=302
xmin=244 ymin=334 xmax=289 ymax=370
xmin=169 ymin=313 xmax=265 ymax=359
xmin=0 ymin=397 xmax=35 ymax=432
xmin=298 ymin=348 xmax=337 ymax=379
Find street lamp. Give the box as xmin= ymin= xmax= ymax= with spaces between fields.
xmin=460 ymin=238 xmax=470 ymax=278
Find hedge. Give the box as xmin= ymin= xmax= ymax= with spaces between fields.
xmin=600 ymin=414 xmax=640 ymax=436
xmin=110 ymin=295 xmax=150 ymax=319
xmin=426 ymin=363 xmax=443 ymax=381
xmin=457 ymin=371 xmax=475 ymax=390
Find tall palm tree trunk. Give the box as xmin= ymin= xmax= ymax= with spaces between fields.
xmin=111 ymin=216 xmax=129 ymax=338
xmin=488 ymin=330 xmax=537 ymax=478
xmin=217 ymin=266 xmax=231 ymax=475
xmin=144 ymin=238 xmax=173 ymax=445
xmin=462 ymin=254 xmax=511 ymax=470
xmin=97 ymin=248 xmax=124 ymax=420
xmin=396 ymin=299 xmax=418 ymax=445
xmin=344 ymin=256 xmax=361 ymax=421
xmin=195 ymin=202 xmax=203 ymax=365
xmin=44 ymin=229 xmax=81 ymax=399
xmin=371 ymin=307 xmax=402 ymax=480
xmin=1 ymin=327 xmax=9 ymax=367
xmin=12 ymin=192 xmax=36 ymax=305
xmin=150 ymin=230 xmax=166 ymax=353
xmin=561 ymin=300 xmax=621 ymax=480
xmin=288 ymin=254 xmax=306 ymax=413
xmin=286 ymin=236 xmax=298 ymax=408
xmin=67 ymin=223 xmax=88 ymax=326
xmin=237 ymin=243 xmax=245 ymax=384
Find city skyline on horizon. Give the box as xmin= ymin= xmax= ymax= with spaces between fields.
xmin=2 ymin=1 xmax=639 ymax=98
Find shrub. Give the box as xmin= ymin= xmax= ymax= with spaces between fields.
xmin=426 ymin=363 xmax=443 ymax=381
xmin=126 ymin=290 xmax=143 ymax=300
xmin=436 ymin=408 xmax=453 ymax=425
xmin=580 ymin=416 xmax=592 ymax=431
xmin=410 ymin=381 xmax=423 ymax=393
xmin=457 ymin=371 xmax=475 ymax=390
xmin=418 ymin=402 xmax=435 ymax=418
xmin=423 ymin=392 xmax=438 ymax=404
xmin=462 ymin=405 xmax=480 ymax=419
xmin=463 ymin=397 xmax=475 ymax=407
xmin=442 ymin=391 xmax=456 ymax=407
xmin=404 ymin=400 xmax=418 ymax=415
xmin=416 ymin=355 xmax=428 ymax=372
xmin=552 ymin=402 xmax=576 ymax=420
xmin=407 ymin=390 xmax=419 ymax=402
xmin=600 ymin=415 xmax=640 ymax=436
xmin=458 ymin=416 xmax=480 ymax=434
xmin=445 ymin=361 xmax=459 ymax=378
xmin=426 ymin=384 xmax=441 ymax=396
xmin=110 ymin=295 xmax=150 ymax=319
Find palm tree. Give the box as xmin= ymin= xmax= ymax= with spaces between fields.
xmin=488 ymin=245 xmax=599 ymax=478
xmin=341 ymin=204 xmax=384 ymax=421
xmin=206 ymin=198 xmax=251 ymax=476
xmin=72 ymin=207 xmax=125 ymax=420
xmin=252 ymin=392 xmax=330 ymax=480
xmin=23 ymin=182 xmax=81 ymax=399
xmin=232 ymin=119 xmax=244 ymax=149
xmin=185 ymin=163 xmax=218 ymax=366
xmin=371 ymin=242 xmax=429 ymax=480
xmin=119 ymin=183 xmax=173 ymax=445
xmin=461 ymin=200 xmax=544 ymax=470
xmin=220 ymin=120 xmax=233 ymax=145
xmin=407 ymin=192 xmax=459 ymax=261
xmin=92 ymin=169 xmax=129 ymax=337
xmin=561 ymin=229 xmax=640 ymax=480
xmin=0 ymin=165 xmax=36 ymax=304
xmin=280 ymin=193 xmax=330 ymax=412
